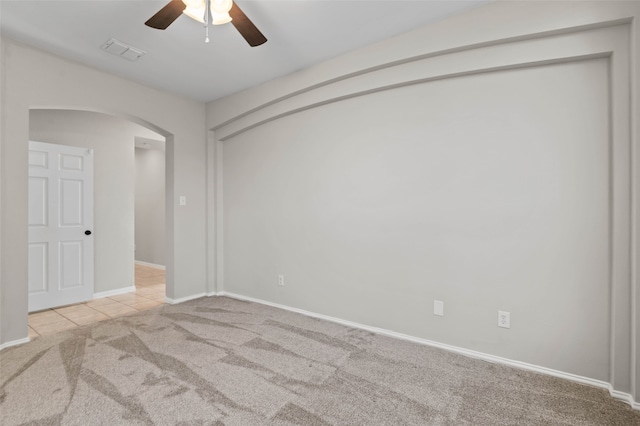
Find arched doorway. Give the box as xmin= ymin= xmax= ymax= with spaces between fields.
xmin=26 ymin=108 xmax=174 ymax=333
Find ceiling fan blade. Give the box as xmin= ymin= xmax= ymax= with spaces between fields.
xmin=229 ymin=2 xmax=267 ymax=47
xmin=145 ymin=0 xmax=186 ymax=30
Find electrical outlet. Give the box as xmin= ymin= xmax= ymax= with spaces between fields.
xmin=498 ymin=310 xmax=510 ymax=328
xmin=278 ymin=275 xmax=284 ymax=286
xmin=434 ymin=300 xmax=444 ymax=316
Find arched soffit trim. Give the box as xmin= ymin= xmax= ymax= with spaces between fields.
xmin=28 ymin=106 xmax=172 ymax=140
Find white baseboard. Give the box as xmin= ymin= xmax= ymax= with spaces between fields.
xmin=135 ymin=260 xmax=166 ymax=270
xmin=218 ymin=291 xmax=639 ymax=411
xmin=0 ymin=337 xmax=30 ymax=351
xmin=610 ymin=389 xmax=640 ymax=410
xmin=93 ymin=286 xmax=136 ymax=299
xmin=165 ymin=293 xmax=207 ymax=305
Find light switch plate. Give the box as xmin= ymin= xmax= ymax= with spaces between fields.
xmin=434 ymin=300 xmax=444 ymax=316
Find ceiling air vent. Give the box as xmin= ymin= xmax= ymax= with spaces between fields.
xmin=101 ymin=38 xmax=146 ymax=61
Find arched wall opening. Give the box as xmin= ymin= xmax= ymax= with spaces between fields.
xmin=1 ymin=38 xmax=209 ymax=349
xmin=27 ymin=108 xmax=171 ymax=308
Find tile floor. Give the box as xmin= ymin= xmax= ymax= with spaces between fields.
xmin=28 ymin=263 xmax=165 ymax=339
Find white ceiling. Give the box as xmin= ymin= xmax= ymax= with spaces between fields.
xmin=0 ymin=0 xmax=489 ymax=103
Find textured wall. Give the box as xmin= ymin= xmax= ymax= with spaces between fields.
xmin=208 ymin=1 xmax=640 ymax=405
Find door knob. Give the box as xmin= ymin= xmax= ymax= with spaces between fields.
xmin=85 ymin=230 xmax=92 ymax=235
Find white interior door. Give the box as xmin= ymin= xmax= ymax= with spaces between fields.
xmin=28 ymin=141 xmax=94 ymax=312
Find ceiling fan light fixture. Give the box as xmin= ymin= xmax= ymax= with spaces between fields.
xmin=182 ymin=0 xmax=232 ymax=25
xmin=210 ymin=0 xmax=232 ymax=24
xmin=182 ymin=0 xmax=202 ymax=7
xmin=146 ymin=0 xmax=267 ymax=47
xmin=211 ymin=0 xmax=232 ymax=13
xmin=182 ymin=5 xmax=205 ymax=23
xmin=211 ymin=12 xmax=232 ymax=25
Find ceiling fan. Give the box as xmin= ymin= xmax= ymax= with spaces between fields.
xmin=145 ymin=0 xmax=267 ymax=47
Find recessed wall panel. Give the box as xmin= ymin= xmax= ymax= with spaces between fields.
xmin=59 ymin=154 xmax=84 ymax=171
xmin=59 ymin=179 xmax=83 ymax=226
xmin=59 ymin=241 xmax=83 ymax=289
xmin=28 ymin=243 xmax=48 ymax=294
xmin=222 ymin=58 xmax=611 ymax=382
xmin=29 ymin=150 xmax=48 ymax=168
xmin=28 ymin=177 xmax=48 ymax=227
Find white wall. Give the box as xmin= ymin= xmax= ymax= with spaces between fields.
xmin=223 ymin=58 xmax=610 ymax=377
xmin=1 ymin=39 xmax=208 ymax=346
xmin=135 ymin=146 xmax=166 ymax=266
xmin=208 ymin=1 xmax=640 ymax=406
xmin=29 ymin=109 xmax=160 ymax=294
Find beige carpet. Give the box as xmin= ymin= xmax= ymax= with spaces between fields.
xmin=1 ymin=296 xmax=639 ymax=425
